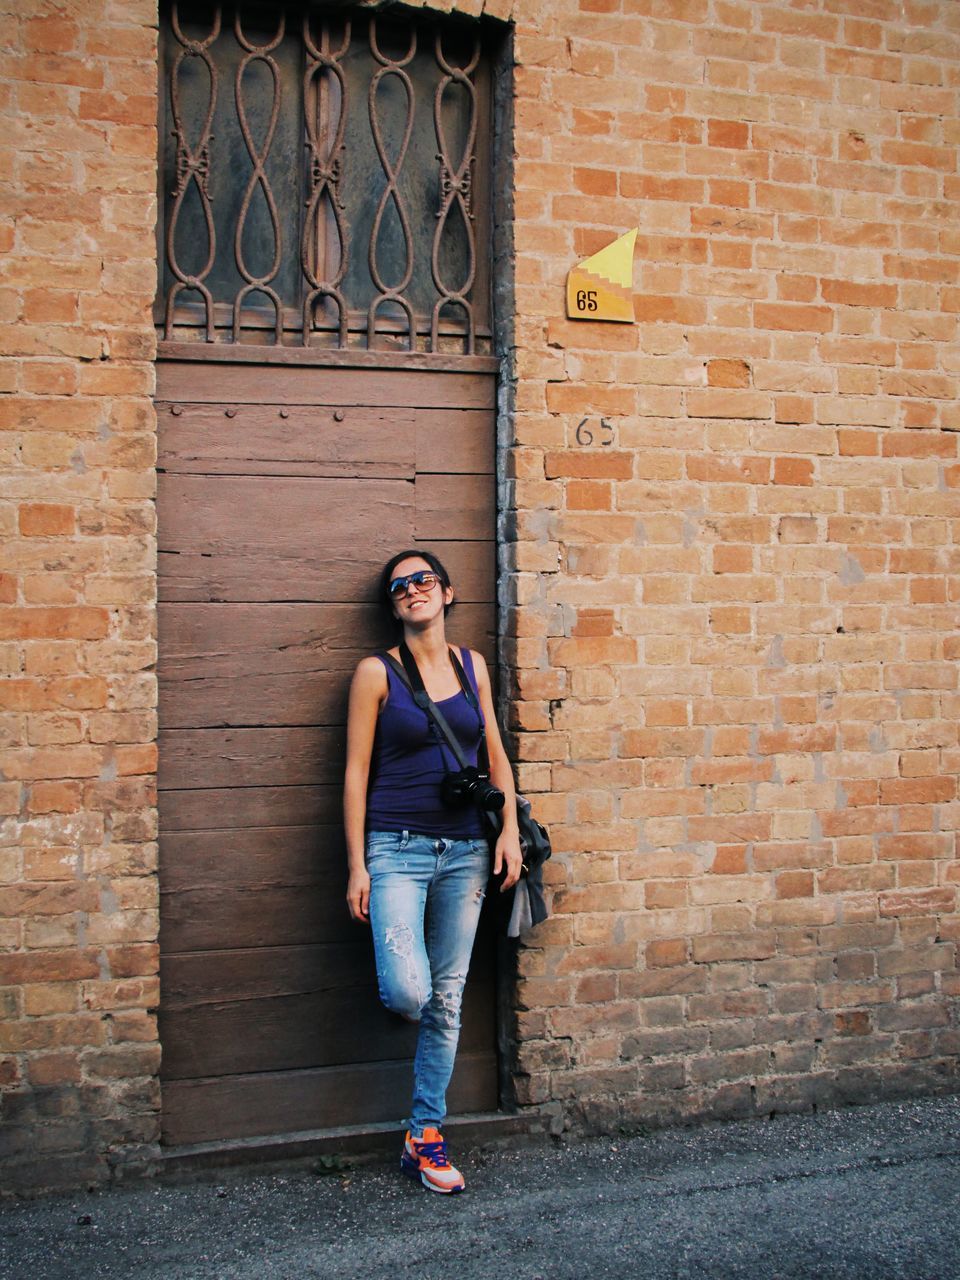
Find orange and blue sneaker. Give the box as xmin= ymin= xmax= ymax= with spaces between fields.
xmin=400 ymin=1127 xmax=465 ymax=1194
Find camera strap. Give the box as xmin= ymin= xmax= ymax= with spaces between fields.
xmin=445 ymin=648 xmax=492 ymax=777
xmin=382 ymin=645 xmax=483 ymax=774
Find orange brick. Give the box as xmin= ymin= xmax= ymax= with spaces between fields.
xmin=572 ymin=610 xmax=615 ymax=637
xmin=710 ymin=606 xmax=752 ymax=633
xmin=838 ymin=429 xmax=879 ymax=456
xmin=0 ymin=608 xmax=109 ymax=641
xmin=776 ymin=871 xmax=815 ymax=899
xmin=27 ymin=781 xmax=84 ymax=813
xmin=573 ymin=167 xmax=618 ymax=197
xmin=778 ymin=274 xmax=818 ymax=303
xmin=712 ymin=545 xmax=752 ymax=573
xmin=910 ymin=578 xmax=946 ymax=604
xmin=821 ymin=279 xmax=898 ymax=308
xmin=710 ymin=845 xmax=749 ymax=875
xmin=707 ymin=119 xmax=749 ymax=148
xmin=645 ymin=699 xmax=689 ymax=727
xmin=687 ymin=455 xmax=770 ymax=483
xmin=567 ymin=480 xmax=613 ymax=510
xmin=707 ymin=358 xmax=750 ymax=388
xmin=24 ymin=16 xmax=82 ymax=54
xmin=709 ymin=179 xmax=751 ymax=208
xmin=778 ymin=516 xmax=818 ymax=543
xmin=22 ymin=290 xmax=79 ymax=323
xmin=620 ymin=173 xmax=705 ymax=202
xmin=78 ymin=91 xmax=156 ymax=127
xmin=18 ymin=504 xmax=75 ymax=537
xmin=754 ymin=303 xmax=833 ymax=333
xmin=544 ymin=451 xmax=634 ymax=479
xmin=21 ymin=362 xmax=80 ymax=396
xmin=880 ymin=777 xmax=956 ymax=805
xmin=773 ymin=457 xmax=814 ymax=486
xmin=2 ymin=676 xmax=108 ymax=710
xmin=15 ymin=53 xmax=105 ymax=91
xmin=773 ymin=395 xmax=814 ymax=425
xmin=635 ymin=295 xmax=708 ymax=324
xmin=646 ymin=939 xmax=688 ymax=968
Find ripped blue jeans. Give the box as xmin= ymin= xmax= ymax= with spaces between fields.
xmin=366 ymin=829 xmax=489 ymax=1137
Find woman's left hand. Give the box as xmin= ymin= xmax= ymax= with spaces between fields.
xmin=494 ymin=830 xmax=524 ymax=891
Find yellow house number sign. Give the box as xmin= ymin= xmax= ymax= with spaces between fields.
xmin=566 ymin=227 xmax=638 ymax=323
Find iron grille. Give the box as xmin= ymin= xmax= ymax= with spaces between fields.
xmin=157 ymin=2 xmax=494 ymax=355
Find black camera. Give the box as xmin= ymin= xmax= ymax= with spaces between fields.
xmin=441 ymin=766 xmax=505 ymax=812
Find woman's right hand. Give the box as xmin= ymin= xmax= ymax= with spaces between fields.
xmin=347 ymin=866 xmax=371 ymax=923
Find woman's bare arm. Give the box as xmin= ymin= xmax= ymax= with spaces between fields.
xmin=471 ymin=651 xmax=523 ymax=891
xmin=343 ymin=656 xmax=387 ymax=921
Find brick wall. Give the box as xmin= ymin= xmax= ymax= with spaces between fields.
xmin=503 ymin=0 xmax=960 ymax=1129
xmin=1 ymin=0 xmax=161 ymax=1190
xmin=2 ymin=0 xmax=959 ymax=1193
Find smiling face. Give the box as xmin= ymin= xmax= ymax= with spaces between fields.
xmin=388 ymin=555 xmax=454 ymax=627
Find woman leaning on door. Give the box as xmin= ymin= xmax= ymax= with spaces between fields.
xmin=343 ymin=548 xmax=522 ymax=1194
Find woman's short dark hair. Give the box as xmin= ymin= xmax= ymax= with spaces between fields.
xmin=379 ymin=549 xmax=454 ymax=631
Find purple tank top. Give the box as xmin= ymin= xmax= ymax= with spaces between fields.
xmin=365 ymin=648 xmax=485 ymax=839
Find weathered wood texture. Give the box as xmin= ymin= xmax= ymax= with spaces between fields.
xmin=160 ymin=976 xmax=496 ymax=1078
xmin=157 ymin=603 xmax=494 ymax=728
xmin=155 ymin=344 xmax=500 ymax=375
xmin=156 ymin=363 xmax=496 ymax=408
xmin=159 ymin=784 xmax=337 ymax=832
xmin=157 ymin=361 xmax=498 ymax=1144
xmin=160 ymin=1053 xmax=498 ymax=1146
xmin=158 ymin=404 xmax=493 ymax=477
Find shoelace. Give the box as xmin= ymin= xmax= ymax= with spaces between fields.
xmin=415 ymin=1139 xmax=450 ymax=1167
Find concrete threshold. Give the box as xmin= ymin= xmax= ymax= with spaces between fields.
xmin=154 ymin=1110 xmax=544 ymax=1181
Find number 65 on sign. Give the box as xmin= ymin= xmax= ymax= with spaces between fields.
xmin=566 ymin=228 xmax=638 ymax=324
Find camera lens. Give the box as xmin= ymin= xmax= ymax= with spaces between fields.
xmin=440 ymin=768 xmax=505 ymax=811
xmin=479 ymin=780 xmax=505 ymax=811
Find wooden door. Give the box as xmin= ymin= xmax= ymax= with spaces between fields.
xmin=156 ymin=357 xmax=499 ymax=1145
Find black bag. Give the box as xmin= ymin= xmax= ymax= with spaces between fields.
xmin=480 ymin=793 xmax=551 ymax=934
xmin=381 ymin=645 xmax=551 ymax=936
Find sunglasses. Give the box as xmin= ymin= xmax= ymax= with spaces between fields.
xmin=388 ymin=569 xmax=441 ymax=599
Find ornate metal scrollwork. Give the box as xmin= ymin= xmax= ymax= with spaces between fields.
xmin=159 ymin=3 xmax=490 ymax=353
xmin=165 ymin=2 xmax=221 ymax=340
xmin=367 ymin=16 xmax=417 ymax=350
xmin=233 ymin=9 xmax=285 ymax=343
xmin=431 ymin=28 xmax=480 ymax=354
xmin=301 ymin=15 xmax=350 ymax=347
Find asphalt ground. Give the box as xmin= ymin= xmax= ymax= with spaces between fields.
xmin=2 ymin=1094 xmax=960 ymax=1280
